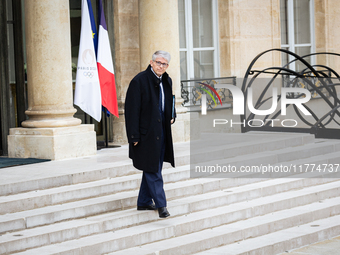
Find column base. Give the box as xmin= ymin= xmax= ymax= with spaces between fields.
xmin=8 ymin=125 xmax=97 ymax=160
xmin=112 ymin=115 xmax=128 ymax=144
xmin=171 ymin=112 xmax=200 ymax=143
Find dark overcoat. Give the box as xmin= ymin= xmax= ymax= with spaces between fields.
xmin=124 ymin=65 xmax=175 ymax=173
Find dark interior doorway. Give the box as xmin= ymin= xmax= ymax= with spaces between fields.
xmin=0 ymin=0 xmax=26 ymax=156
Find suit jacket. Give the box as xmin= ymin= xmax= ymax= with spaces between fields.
xmin=124 ymin=65 xmax=175 ymax=172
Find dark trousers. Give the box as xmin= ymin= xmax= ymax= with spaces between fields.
xmin=137 ymin=111 xmax=167 ymax=208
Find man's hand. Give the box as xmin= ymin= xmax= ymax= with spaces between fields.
xmin=134 ymin=142 xmax=138 ymax=146
xmin=171 ymin=119 xmax=174 ymax=124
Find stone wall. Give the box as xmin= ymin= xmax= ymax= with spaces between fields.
xmin=218 ymin=0 xmax=282 ymax=78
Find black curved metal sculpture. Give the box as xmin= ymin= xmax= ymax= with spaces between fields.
xmin=241 ymin=48 xmax=340 ymax=139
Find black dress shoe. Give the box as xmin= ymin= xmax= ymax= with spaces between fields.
xmin=158 ymin=207 xmax=170 ymax=218
xmin=137 ymin=203 xmax=156 ymax=210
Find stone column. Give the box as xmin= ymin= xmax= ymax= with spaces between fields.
xmin=111 ymin=0 xmax=140 ymax=144
xmin=139 ymin=0 xmax=184 ymax=107
xmin=8 ymin=0 xmax=96 ymax=160
xmin=138 ymin=0 xmax=197 ymax=142
xmin=315 ymin=0 xmax=340 ymax=71
xmin=23 ymin=0 xmax=79 ymax=128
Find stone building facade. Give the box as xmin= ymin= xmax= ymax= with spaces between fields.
xmin=1 ymin=0 xmax=340 ymax=159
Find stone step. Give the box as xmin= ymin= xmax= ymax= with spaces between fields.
xmin=1 ymin=145 xmax=339 ymax=235
xmin=1 ymin=132 xmax=339 ymax=255
xmin=0 ymin=142 xmax=340 ymax=222
xmin=0 ymin=142 xmax=190 ymax=197
xmin=193 ymin=215 xmax=340 ymax=255
xmin=191 ymin=132 xmax=315 ymax=164
xmin=2 ymin=138 xmax=337 ymax=218
xmin=108 ymin=202 xmax=340 ymax=255
xmin=204 ymin=139 xmax=340 ymax=166
xmin=0 ymin=152 xmax=338 ymax=236
xmin=8 ymin=184 xmax=340 ymax=255
xmin=0 ymin=165 xmax=190 ymax=215
xmin=0 ymin=134 xmax=332 ymax=218
xmin=192 ymin=140 xmax=340 ymax=178
xmin=0 ymin=172 xmax=251 ymax=234
xmin=192 ymin=132 xmax=315 ymax=154
xmin=0 ymin=132 xmax=316 ymax=197
xmin=1 ymin=177 xmax=339 ymax=254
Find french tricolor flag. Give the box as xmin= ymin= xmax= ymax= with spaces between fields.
xmin=97 ymin=0 xmax=119 ymax=118
xmin=74 ymin=0 xmax=102 ymax=122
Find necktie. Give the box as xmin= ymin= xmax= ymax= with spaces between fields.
xmin=159 ymin=79 xmax=164 ymax=112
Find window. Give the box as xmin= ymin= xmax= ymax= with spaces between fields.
xmin=178 ymin=0 xmax=219 ymax=80
xmin=280 ymin=0 xmax=315 ymax=71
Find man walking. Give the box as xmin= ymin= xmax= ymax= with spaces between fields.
xmin=125 ymin=50 xmax=175 ymax=218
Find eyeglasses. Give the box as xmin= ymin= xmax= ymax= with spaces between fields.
xmin=154 ymin=61 xmax=169 ymax=68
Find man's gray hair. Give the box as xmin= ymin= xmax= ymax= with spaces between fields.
xmin=152 ymin=50 xmax=171 ymax=63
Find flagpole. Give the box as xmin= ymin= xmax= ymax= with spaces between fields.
xmin=94 ymin=0 xmax=120 ymax=149
xmin=102 ymin=107 xmax=120 ymax=148
xmin=104 ymin=107 xmax=108 ymax=148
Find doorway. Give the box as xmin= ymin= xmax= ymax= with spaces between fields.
xmin=0 ymin=0 xmax=26 ymax=156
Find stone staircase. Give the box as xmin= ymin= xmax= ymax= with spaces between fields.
xmin=0 ymin=132 xmax=339 ymax=254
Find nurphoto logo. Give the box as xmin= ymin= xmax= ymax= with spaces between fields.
xmin=199 ymin=84 xmax=312 ymax=128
